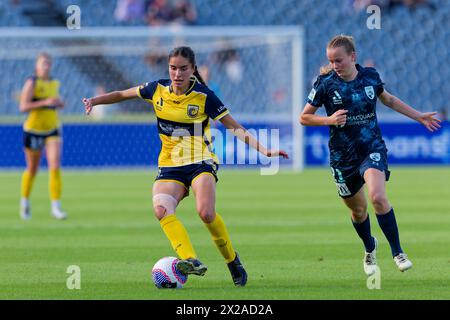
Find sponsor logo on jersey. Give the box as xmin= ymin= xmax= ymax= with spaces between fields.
xmin=365 ymin=86 xmax=375 ymax=99
xmin=332 ymin=90 xmax=342 ymax=104
xmin=217 ymin=105 xmax=226 ymax=113
xmin=346 ymin=112 xmax=376 ymax=126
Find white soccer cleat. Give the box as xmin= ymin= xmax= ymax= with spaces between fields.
xmin=20 ymin=201 xmax=31 ymax=220
xmin=394 ymin=253 xmax=413 ymax=272
xmin=51 ymin=208 xmax=67 ymax=220
xmin=363 ymin=237 xmax=378 ymax=276
xmin=51 ymin=201 xmax=68 ymax=220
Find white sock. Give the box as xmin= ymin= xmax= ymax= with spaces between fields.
xmin=21 ymin=198 xmax=30 ymax=208
xmin=51 ymin=200 xmax=61 ymax=211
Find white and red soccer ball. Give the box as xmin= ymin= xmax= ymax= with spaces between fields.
xmin=152 ymin=256 xmax=188 ymax=289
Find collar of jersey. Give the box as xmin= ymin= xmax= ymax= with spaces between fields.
xmin=169 ymin=76 xmax=197 ymax=97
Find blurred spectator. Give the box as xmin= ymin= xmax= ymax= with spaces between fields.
xmin=114 ymin=0 xmax=146 ymax=23
xmin=172 ymin=0 xmax=197 ymax=25
xmin=144 ymin=39 xmax=167 ymax=66
xmin=348 ymin=0 xmax=433 ymax=12
xmin=198 ymin=65 xmax=222 ymax=98
xmin=389 ymin=0 xmax=434 ymax=10
xmin=211 ymin=39 xmax=243 ymax=84
xmin=146 ymin=0 xmax=197 ymax=26
xmin=146 ymin=0 xmax=173 ymax=25
xmin=348 ymin=0 xmax=390 ymax=12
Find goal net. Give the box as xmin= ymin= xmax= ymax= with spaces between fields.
xmin=0 ymin=26 xmax=304 ymax=171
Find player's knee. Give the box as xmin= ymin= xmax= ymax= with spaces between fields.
xmin=369 ymin=191 xmax=389 ymax=209
xmin=351 ymin=210 xmax=368 ymax=223
xmin=196 ymin=204 xmax=215 ymax=223
xmin=153 ymin=193 xmax=178 ymax=220
xmin=48 ymin=163 xmax=60 ymax=171
xmin=26 ymin=166 xmax=39 ymax=176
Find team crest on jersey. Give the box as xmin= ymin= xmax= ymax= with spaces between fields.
xmin=370 ymin=152 xmax=381 ymax=162
xmin=155 ymin=97 xmax=163 ymax=111
xmin=187 ymin=104 xmax=199 ymax=118
xmin=364 ymin=86 xmax=375 ymax=99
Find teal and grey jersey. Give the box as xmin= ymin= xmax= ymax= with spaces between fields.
xmin=307 ymin=64 xmax=387 ymax=171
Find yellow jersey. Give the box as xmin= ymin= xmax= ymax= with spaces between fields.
xmin=137 ymin=77 xmax=229 ymax=167
xmin=23 ymin=76 xmax=61 ymax=134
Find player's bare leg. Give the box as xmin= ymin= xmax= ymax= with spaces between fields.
xmin=191 ymin=173 xmax=247 ymax=286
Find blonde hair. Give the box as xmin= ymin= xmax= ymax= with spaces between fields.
xmin=320 ymin=35 xmax=356 ymax=75
xmin=36 ymin=52 xmax=51 ymax=63
xmin=34 ymin=52 xmax=52 ymax=76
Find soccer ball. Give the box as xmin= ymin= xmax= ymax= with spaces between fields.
xmin=152 ymin=256 xmax=187 ymax=289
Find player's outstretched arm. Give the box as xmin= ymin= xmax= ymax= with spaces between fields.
xmin=378 ymin=90 xmax=442 ymax=132
xmin=300 ymin=103 xmax=348 ymax=127
xmin=83 ymin=86 xmax=139 ymax=115
xmin=219 ymin=114 xmax=289 ymax=158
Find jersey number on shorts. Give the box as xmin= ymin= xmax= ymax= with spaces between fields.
xmin=335 ymin=182 xmax=351 ymax=197
xmin=331 ymin=167 xmax=351 ymax=196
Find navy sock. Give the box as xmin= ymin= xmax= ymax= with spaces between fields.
xmin=376 ymin=208 xmax=403 ymax=257
xmin=352 ymin=214 xmax=375 ymax=253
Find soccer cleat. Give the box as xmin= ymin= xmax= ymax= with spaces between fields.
xmin=176 ymin=258 xmax=208 ymax=276
xmin=363 ymin=237 xmax=378 ymax=276
xmin=51 ymin=208 xmax=68 ymax=220
xmin=20 ymin=202 xmax=31 ymax=220
xmin=394 ymin=253 xmax=413 ymax=272
xmin=227 ymin=252 xmax=247 ymax=286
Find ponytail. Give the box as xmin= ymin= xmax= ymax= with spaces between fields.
xmin=193 ymin=66 xmax=207 ymax=86
xmin=320 ymin=64 xmax=333 ymax=75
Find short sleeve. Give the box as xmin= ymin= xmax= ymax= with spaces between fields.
xmin=373 ymin=70 xmax=384 ymax=96
xmin=306 ymin=76 xmax=326 ymax=107
xmin=136 ymin=81 xmax=158 ymax=101
xmin=205 ymin=91 xmax=229 ymax=120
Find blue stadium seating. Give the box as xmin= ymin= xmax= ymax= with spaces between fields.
xmin=1 ymin=0 xmax=448 ymax=116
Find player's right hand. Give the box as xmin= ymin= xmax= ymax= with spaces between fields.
xmin=83 ymin=97 xmax=93 ymax=115
xmin=329 ymin=109 xmax=348 ymax=126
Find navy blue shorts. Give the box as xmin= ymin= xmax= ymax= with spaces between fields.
xmin=155 ymin=160 xmax=219 ymax=190
xmin=23 ymin=129 xmax=60 ymax=151
xmin=331 ymin=152 xmax=391 ymax=199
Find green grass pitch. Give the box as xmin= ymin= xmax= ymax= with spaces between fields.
xmin=0 ymin=167 xmax=449 ymax=300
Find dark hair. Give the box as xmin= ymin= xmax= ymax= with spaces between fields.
xmin=168 ymin=46 xmax=207 ymax=86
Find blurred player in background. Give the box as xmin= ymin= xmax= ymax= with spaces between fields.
xmin=83 ymin=46 xmax=288 ymax=286
xmin=300 ymin=35 xmax=441 ymax=275
xmin=19 ymin=53 xmax=67 ymax=220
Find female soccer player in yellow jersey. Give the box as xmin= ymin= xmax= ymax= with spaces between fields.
xmin=83 ymin=46 xmax=288 ymax=286
xmin=19 ymin=53 xmax=67 ymax=220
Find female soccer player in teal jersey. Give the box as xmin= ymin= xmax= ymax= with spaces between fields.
xmin=83 ymin=46 xmax=288 ymax=286
xmin=300 ymin=35 xmax=441 ymax=276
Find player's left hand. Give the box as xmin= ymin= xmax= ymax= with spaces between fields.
xmin=266 ymin=150 xmax=289 ymax=159
xmin=418 ymin=112 xmax=442 ymax=132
